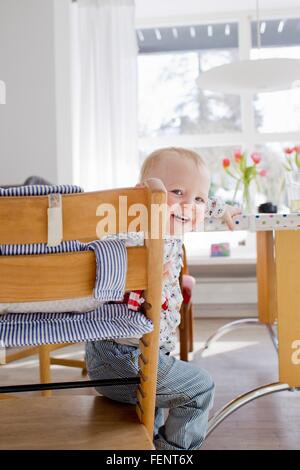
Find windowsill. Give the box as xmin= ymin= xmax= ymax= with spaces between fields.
xmin=187 ymin=253 xmax=256 ymax=266
xmin=184 ymin=231 xmax=257 ymax=267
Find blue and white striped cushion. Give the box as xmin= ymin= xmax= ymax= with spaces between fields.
xmin=87 ymin=240 xmax=126 ymax=301
xmin=0 ymin=240 xmax=83 ymax=256
xmin=0 ymin=184 xmax=83 ymax=197
xmin=0 ymin=304 xmax=153 ymax=347
xmin=0 ymin=184 xmax=152 ymax=345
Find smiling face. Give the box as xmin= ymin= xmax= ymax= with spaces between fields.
xmin=142 ymin=151 xmax=210 ymax=235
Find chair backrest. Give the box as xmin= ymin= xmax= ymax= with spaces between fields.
xmin=0 ymin=179 xmax=166 ymax=437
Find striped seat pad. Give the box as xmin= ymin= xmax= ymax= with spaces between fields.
xmin=0 ymin=304 xmax=152 ymax=347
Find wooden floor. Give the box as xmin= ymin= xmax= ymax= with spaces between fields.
xmin=1 ymin=318 xmax=299 ymax=450
xmin=0 ymin=396 xmax=153 ymax=450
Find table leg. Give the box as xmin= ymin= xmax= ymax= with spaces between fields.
xmin=275 ymin=231 xmax=300 ymax=387
xmin=256 ymin=231 xmax=277 ymax=324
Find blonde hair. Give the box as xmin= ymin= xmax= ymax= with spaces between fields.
xmin=140 ymin=147 xmax=207 ymax=182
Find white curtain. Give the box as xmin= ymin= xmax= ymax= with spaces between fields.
xmin=71 ymin=0 xmax=139 ymax=190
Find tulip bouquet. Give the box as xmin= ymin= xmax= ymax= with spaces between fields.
xmin=222 ymin=150 xmax=266 ymax=214
xmin=283 ymin=146 xmax=300 ymax=171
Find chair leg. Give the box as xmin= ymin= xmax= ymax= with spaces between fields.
xmin=38 ymin=345 xmax=52 ymax=397
xmin=5 ymin=346 xmax=41 ymax=364
xmin=188 ymin=303 xmax=194 ymax=353
xmin=179 ymin=304 xmax=190 ymax=362
xmin=50 ymin=358 xmax=86 ymax=369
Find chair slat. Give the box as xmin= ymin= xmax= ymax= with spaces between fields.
xmin=0 ymin=188 xmax=148 ymax=244
xmin=0 ymin=246 xmax=147 ymax=302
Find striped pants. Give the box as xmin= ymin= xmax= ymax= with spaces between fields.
xmin=85 ymin=340 xmax=215 ymax=450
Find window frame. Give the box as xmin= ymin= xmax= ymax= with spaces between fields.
xmin=136 ymin=8 xmax=300 ymax=154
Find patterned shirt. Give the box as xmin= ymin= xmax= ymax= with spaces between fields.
xmin=160 ymin=237 xmax=184 ymax=351
xmin=115 ymin=197 xmax=226 ymax=352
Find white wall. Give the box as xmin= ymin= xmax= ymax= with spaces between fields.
xmin=0 ymin=0 xmax=73 ymax=185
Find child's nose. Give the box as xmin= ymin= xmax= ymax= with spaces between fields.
xmin=182 ymin=197 xmax=194 ymax=206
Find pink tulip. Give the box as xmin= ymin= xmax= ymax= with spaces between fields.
xmin=294 ymin=146 xmax=300 ymax=153
xmin=259 ymin=169 xmax=267 ymax=177
xmin=251 ymin=153 xmax=261 ymax=165
xmin=285 ymin=147 xmax=294 ymax=154
xmin=223 ymin=158 xmax=230 ymax=169
xmin=234 ymin=150 xmax=243 ymax=162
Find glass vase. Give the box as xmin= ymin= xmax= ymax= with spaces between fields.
xmin=242 ymin=181 xmax=256 ymax=214
xmin=286 ymin=171 xmax=300 ymax=212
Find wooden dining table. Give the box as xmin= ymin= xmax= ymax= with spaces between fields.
xmin=202 ymin=212 xmax=300 ymax=435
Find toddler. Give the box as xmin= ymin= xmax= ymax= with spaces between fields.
xmin=86 ymin=147 xmax=240 ymax=450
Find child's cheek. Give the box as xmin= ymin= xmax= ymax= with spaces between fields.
xmin=167 ymin=193 xmax=176 ymax=208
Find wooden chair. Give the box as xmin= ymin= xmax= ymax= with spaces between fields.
xmin=1 ymin=182 xmax=87 ymax=392
xmin=179 ymin=245 xmax=195 ymax=362
xmin=0 ymin=180 xmax=166 ymax=449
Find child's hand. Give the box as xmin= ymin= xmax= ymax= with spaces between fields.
xmin=163 ymin=261 xmax=173 ymax=285
xmin=222 ymin=205 xmax=242 ymax=231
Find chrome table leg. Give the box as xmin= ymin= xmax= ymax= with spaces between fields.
xmin=266 ymin=324 xmax=278 ymax=352
xmin=202 ymin=318 xmax=260 ymax=353
xmin=206 ymin=382 xmax=296 ymax=438
xmin=202 ymin=318 xmax=278 ymax=354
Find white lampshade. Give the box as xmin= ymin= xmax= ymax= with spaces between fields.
xmin=197 ymin=58 xmax=300 ymax=94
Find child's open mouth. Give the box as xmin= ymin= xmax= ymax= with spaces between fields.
xmin=172 ymin=213 xmax=191 ymax=224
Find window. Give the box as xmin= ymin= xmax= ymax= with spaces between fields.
xmin=251 ymin=18 xmax=300 ymax=49
xmin=251 ymin=18 xmax=300 ymax=134
xmin=137 ymin=15 xmax=300 ymax=259
xmin=251 ymin=47 xmax=300 ymax=133
xmin=138 ymin=22 xmax=241 ymax=137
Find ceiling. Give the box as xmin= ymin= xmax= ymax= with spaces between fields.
xmin=135 ymin=0 xmax=300 ymax=21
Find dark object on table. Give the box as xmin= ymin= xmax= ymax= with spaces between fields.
xmin=1 ymin=176 xmax=52 ymax=189
xmin=24 ymin=176 xmax=52 ymax=186
xmin=258 ymin=202 xmax=278 ymax=214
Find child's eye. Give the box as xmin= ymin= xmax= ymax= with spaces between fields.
xmin=171 ymin=189 xmax=183 ymax=196
xmin=195 ymin=197 xmax=205 ymax=204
